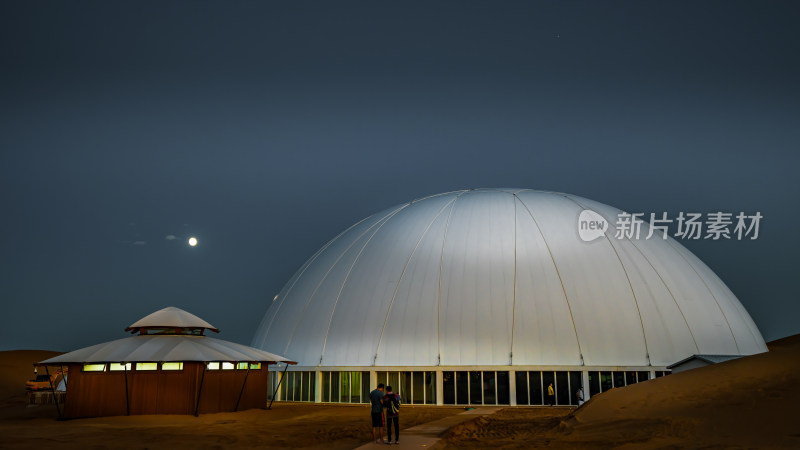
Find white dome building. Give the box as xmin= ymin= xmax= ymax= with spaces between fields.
xmin=253 ymin=189 xmax=766 ymax=406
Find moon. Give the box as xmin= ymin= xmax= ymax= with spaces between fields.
xmin=188 ymin=237 xmax=198 ymax=247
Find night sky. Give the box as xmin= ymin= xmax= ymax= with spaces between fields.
xmin=1 ymin=1 xmax=798 ymax=352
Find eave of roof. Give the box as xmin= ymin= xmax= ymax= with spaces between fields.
xmin=37 ymin=335 xmax=296 ymax=365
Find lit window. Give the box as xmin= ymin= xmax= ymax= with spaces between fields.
xmin=221 ymin=362 xmax=234 ymax=370
xmin=109 ymin=363 xmax=131 ymax=371
xmin=136 ymin=363 xmax=158 ymax=371
xmin=249 ymin=363 xmax=261 ymax=370
xmin=83 ymin=364 xmax=105 ymax=372
xmin=162 ymin=362 xmax=183 ymax=371
xmin=207 ymin=362 xmax=220 ymax=370
xmin=237 ymin=362 xmax=248 ymax=370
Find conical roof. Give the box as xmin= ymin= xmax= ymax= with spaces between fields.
xmin=125 ymin=306 xmax=219 ymax=333
xmin=38 ymin=306 xmax=295 ymax=365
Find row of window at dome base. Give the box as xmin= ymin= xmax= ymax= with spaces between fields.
xmin=81 ymin=362 xmax=262 ymax=372
xmin=266 ymin=369 xmax=672 ymax=406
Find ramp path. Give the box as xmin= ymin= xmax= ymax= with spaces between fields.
xmin=353 ymin=407 xmax=502 ymax=449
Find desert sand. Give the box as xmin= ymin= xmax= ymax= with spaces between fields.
xmin=444 ymin=334 xmax=800 ymax=449
xmin=2 ymin=335 xmax=799 ymax=449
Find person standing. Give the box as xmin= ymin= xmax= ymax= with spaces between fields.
xmin=547 ymin=382 xmax=555 ymax=406
xmin=576 ymin=387 xmax=585 ymax=406
xmin=382 ymin=385 xmax=401 ymax=445
xmin=369 ymin=383 xmax=386 ymax=444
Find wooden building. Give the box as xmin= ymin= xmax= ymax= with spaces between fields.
xmin=37 ymin=307 xmax=294 ymax=418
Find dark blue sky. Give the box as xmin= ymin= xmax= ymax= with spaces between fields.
xmin=1 ymin=1 xmax=798 ymax=351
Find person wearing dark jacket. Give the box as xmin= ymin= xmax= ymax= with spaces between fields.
xmin=382 ymin=385 xmax=401 ymax=445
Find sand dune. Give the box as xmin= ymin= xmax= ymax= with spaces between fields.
xmin=444 ymin=334 xmax=800 ymax=448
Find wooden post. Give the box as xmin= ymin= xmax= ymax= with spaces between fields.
xmin=44 ymin=366 xmax=62 ymax=418
xmin=194 ymin=363 xmax=207 ymax=417
xmin=234 ymin=365 xmax=251 ymax=411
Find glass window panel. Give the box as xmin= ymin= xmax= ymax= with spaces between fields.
xmin=529 ymin=371 xmax=543 ymax=405
xmin=443 ymin=371 xmax=455 ymax=404
xmin=207 ymin=362 xmax=220 ymax=370
xmin=377 ymin=371 xmax=387 ymax=387
xmin=391 ymin=372 xmax=400 ymax=394
xmin=293 ymin=372 xmax=302 ymax=401
xmin=279 ymin=372 xmax=287 ymax=400
xmin=286 ymin=372 xmax=294 ymax=401
xmin=412 ymin=372 xmax=424 ymax=404
xmin=301 ymin=372 xmax=310 ymax=402
xmin=425 ymin=372 xmax=436 ymax=404
xmin=483 ymin=371 xmax=496 ymax=405
xmin=637 ymin=371 xmax=650 ymax=382
xmin=600 ymin=371 xmax=613 ymax=392
xmin=361 ymin=371 xmax=370 ymax=403
xmin=351 ymin=372 xmax=361 ymax=403
xmin=613 ymin=371 xmax=625 ymax=388
xmin=136 ymin=363 xmax=157 ymax=371
xmin=569 ymin=372 xmax=583 ymax=405
xmin=83 ymin=364 xmax=106 ymax=372
xmin=589 ymin=372 xmax=601 ymax=397
xmin=515 ymin=371 xmax=529 ymax=405
xmin=542 ymin=371 xmax=555 ymax=405
xmin=341 ymin=372 xmax=351 ymax=403
xmin=162 ymin=362 xmax=183 ymax=371
xmin=555 ymin=371 xmax=569 ymax=405
xmin=109 ymin=363 xmax=131 ymax=371
xmin=625 ymin=371 xmax=636 ymax=385
xmin=469 ymin=371 xmax=482 ymax=405
xmin=400 ymin=372 xmax=412 ymax=403
xmin=496 ymin=372 xmax=509 ymax=405
xmin=249 ymin=363 xmax=261 ymax=370
xmin=456 ymin=372 xmax=469 ymax=404
xmin=237 ymin=362 xmax=248 ymax=370
xmin=222 ymin=362 xmax=235 ymax=370
xmin=331 ymin=372 xmax=340 ymax=402
xmin=322 ymin=372 xmax=330 ymax=402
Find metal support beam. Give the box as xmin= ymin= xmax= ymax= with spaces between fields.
xmin=509 ymin=370 xmax=517 ymax=406
xmin=44 ymin=366 xmax=62 ymax=418
xmin=435 ymin=370 xmax=444 ymax=406
xmin=59 ymin=364 xmax=67 ymax=390
xmin=194 ymin=363 xmax=207 ymax=417
xmin=268 ymin=364 xmax=289 ymax=410
xmin=234 ymin=365 xmax=251 ymax=411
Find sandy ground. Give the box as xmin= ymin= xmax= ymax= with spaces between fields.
xmin=444 ymin=335 xmax=800 ymax=449
xmin=3 ymin=335 xmax=800 ymax=449
xmin=0 ymin=403 xmax=463 ymax=449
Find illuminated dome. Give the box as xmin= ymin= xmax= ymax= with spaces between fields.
xmin=253 ymin=189 xmax=766 ymax=369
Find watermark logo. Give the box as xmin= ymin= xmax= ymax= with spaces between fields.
xmin=576 ymin=210 xmax=763 ymax=242
xmin=578 ymin=209 xmax=609 ymax=242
